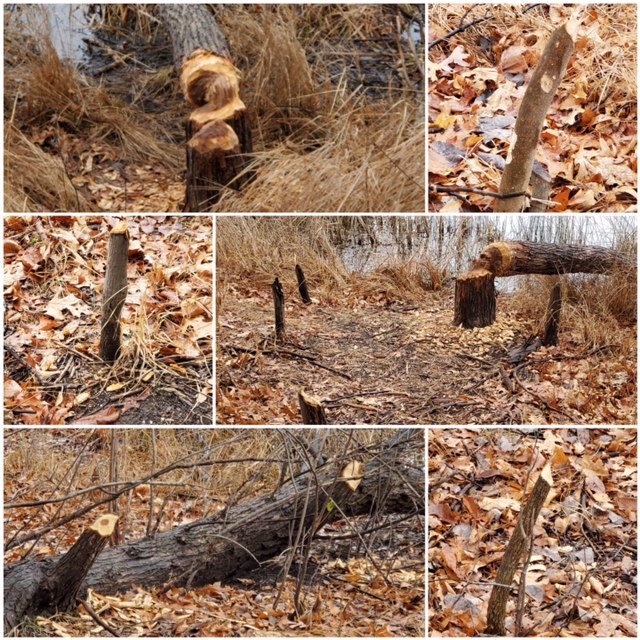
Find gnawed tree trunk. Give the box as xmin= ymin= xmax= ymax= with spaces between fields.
xmin=99 ymin=224 xmax=129 ymax=361
xmin=454 ymin=241 xmax=634 ymax=328
xmin=495 ymin=14 xmax=579 ymax=212
xmin=157 ymin=5 xmax=252 ymax=212
xmin=486 ymin=464 xmax=553 ymax=635
xmin=298 ymin=390 xmax=328 ymax=425
xmin=4 ymin=430 xmax=422 ymax=630
xmin=4 ymin=515 xmax=118 ymax=630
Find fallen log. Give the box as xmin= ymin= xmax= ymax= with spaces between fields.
xmin=157 ymin=5 xmax=252 ymax=211
xmin=454 ymin=241 xmax=634 ymax=328
xmin=99 ymin=223 xmax=129 ymax=361
xmin=4 ymin=430 xmax=423 ymax=630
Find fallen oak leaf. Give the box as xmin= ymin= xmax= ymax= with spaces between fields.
xmin=72 ymin=405 xmax=121 ymax=425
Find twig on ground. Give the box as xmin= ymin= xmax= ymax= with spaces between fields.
xmin=77 ymin=598 xmax=121 ymax=637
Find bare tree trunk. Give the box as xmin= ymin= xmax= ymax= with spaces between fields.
xmin=542 ymin=281 xmax=562 ymax=346
xmin=296 ymin=264 xmax=312 ymax=304
xmin=5 ymin=431 xmax=422 ymax=629
xmin=272 ymin=277 xmax=286 ymax=341
xmin=99 ymin=224 xmax=129 ymax=361
xmin=156 ymin=4 xmax=252 ymax=211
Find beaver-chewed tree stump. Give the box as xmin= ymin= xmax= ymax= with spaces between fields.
xmin=157 ymin=5 xmax=252 ymax=211
xmin=454 ymin=241 xmax=634 ymax=329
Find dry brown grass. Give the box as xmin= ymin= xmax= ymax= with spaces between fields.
xmin=5 ymin=4 xmax=424 ymax=213
xmin=513 ymin=268 xmax=637 ymax=352
xmin=429 ymin=3 xmax=636 ymax=109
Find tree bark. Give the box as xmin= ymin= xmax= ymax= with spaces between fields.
xmin=298 ymin=390 xmax=328 ymax=425
xmin=495 ymin=15 xmax=578 ymax=212
xmin=4 ymin=515 xmax=118 ymax=630
xmin=454 ymin=241 xmax=634 ymax=328
xmin=542 ymin=281 xmax=562 ymax=346
xmin=296 ymin=264 xmax=312 ymax=304
xmin=99 ymin=223 xmax=129 ymax=361
xmin=4 ymin=430 xmax=422 ymax=629
xmin=156 ymin=5 xmax=252 ymax=211
xmin=272 ymin=277 xmax=286 ymax=341
xmin=486 ymin=463 xmax=553 ymax=635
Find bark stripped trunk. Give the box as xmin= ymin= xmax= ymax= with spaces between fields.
xmin=157 ymin=5 xmax=252 ymax=211
xmin=486 ymin=464 xmax=553 ymax=635
xmin=4 ymin=515 xmax=118 ymax=630
xmin=454 ymin=241 xmax=634 ymax=328
xmin=5 ymin=431 xmax=422 ymax=629
xmin=99 ymin=223 xmax=129 ymax=361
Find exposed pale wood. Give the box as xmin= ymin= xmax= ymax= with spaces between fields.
xmin=298 ymin=390 xmax=328 ymax=425
xmin=156 ymin=5 xmax=252 ymax=211
xmin=496 ymin=17 xmax=577 ymax=212
xmin=5 ymin=514 xmax=118 ymax=630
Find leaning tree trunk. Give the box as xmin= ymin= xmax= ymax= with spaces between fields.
xmin=454 ymin=241 xmax=634 ymax=328
xmin=5 ymin=430 xmax=423 ymax=630
xmin=495 ymin=14 xmax=579 ymax=212
xmin=156 ymin=5 xmax=252 ymax=212
xmin=4 ymin=515 xmax=118 ymax=631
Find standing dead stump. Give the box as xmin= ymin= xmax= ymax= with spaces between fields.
xmin=495 ymin=15 xmax=578 ymax=212
xmin=486 ymin=464 xmax=553 ymax=635
xmin=295 ymin=264 xmax=312 ymax=304
xmin=542 ymin=282 xmax=562 ymax=346
xmin=99 ymin=223 xmax=129 ymax=362
xmin=454 ymin=269 xmax=496 ymax=328
xmin=298 ymin=390 xmax=328 ymax=425
xmin=272 ymin=277 xmax=285 ymax=341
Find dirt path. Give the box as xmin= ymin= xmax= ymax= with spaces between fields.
xmin=217 ymin=291 xmax=636 ymax=425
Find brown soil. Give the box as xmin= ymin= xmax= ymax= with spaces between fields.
xmin=217 ymin=290 xmax=636 ymax=425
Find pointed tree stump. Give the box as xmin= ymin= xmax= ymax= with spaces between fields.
xmin=99 ymin=224 xmax=129 ymax=361
xmin=454 ymin=269 xmax=496 ymax=328
xmin=4 ymin=514 xmax=118 ymax=630
xmin=296 ymin=264 xmax=312 ymax=304
xmin=157 ymin=5 xmax=252 ymax=211
xmin=298 ymin=390 xmax=328 ymax=425
xmin=272 ymin=277 xmax=285 ymax=341
xmin=486 ymin=464 xmax=553 ymax=635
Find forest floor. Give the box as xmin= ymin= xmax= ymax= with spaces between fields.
xmin=4 ymin=216 xmax=213 ymax=425
xmin=429 ymin=428 xmax=637 ymax=637
xmin=4 ymin=429 xmax=425 ymax=637
xmin=218 ymin=284 xmax=636 ymax=425
xmin=5 ymin=4 xmax=424 ymax=213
